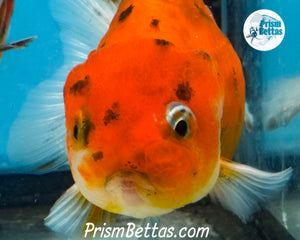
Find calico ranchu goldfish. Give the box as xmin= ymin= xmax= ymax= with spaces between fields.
xmin=7 ymin=0 xmax=292 ymax=235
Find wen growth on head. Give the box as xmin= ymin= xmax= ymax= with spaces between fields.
xmin=7 ymin=0 xmax=292 ymax=235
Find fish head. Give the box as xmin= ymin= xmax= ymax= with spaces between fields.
xmin=64 ymin=38 xmax=224 ymax=218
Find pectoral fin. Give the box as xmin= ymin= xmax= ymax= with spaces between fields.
xmin=209 ymin=157 xmax=292 ymax=222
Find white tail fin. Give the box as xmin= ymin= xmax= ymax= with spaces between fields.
xmin=6 ymin=0 xmax=120 ymax=173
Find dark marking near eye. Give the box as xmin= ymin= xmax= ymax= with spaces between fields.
xmin=151 ymin=19 xmax=160 ymax=28
xmin=103 ymin=102 xmax=120 ymax=126
xmin=155 ymin=39 xmax=173 ymax=46
xmin=70 ymin=76 xmax=90 ymax=95
xmin=100 ymin=42 xmax=106 ymax=48
xmin=119 ymin=4 xmax=134 ymax=22
xmin=175 ymin=81 xmax=194 ymax=102
xmin=93 ymin=152 xmax=104 ymax=161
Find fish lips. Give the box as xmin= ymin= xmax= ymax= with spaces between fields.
xmin=104 ymin=170 xmax=156 ymax=206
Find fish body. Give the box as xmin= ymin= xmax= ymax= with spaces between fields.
xmin=63 ymin=0 xmax=244 ymax=218
xmin=6 ymin=0 xmax=292 ymax=234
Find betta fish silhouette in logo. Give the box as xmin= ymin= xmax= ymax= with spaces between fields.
xmin=243 ymin=9 xmax=285 ymax=51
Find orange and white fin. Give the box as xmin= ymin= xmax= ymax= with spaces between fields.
xmin=209 ymin=158 xmax=293 ymax=222
xmin=6 ymin=0 xmax=120 ymax=173
xmin=45 ymin=184 xmax=114 ymax=235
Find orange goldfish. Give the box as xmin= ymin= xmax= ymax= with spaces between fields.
xmin=7 ymin=0 xmax=292 ymax=235
xmin=0 ymin=0 xmax=35 ymax=64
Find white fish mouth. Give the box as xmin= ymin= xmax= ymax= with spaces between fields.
xmin=104 ymin=171 xmax=156 ymax=206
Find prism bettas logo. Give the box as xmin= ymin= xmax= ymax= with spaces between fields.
xmin=243 ymin=10 xmax=285 ymax=51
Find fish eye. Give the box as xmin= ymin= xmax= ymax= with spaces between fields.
xmin=166 ymin=102 xmax=196 ymax=138
xmin=73 ymin=124 xmax=78 ymax=140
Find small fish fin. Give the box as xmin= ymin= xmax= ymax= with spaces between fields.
xmin=45 ymin=184 xmax=114 ymax=236
xmin=50 ymin=0 xmax=120 ymax=63
xmin=209 ymin=157 xmax=293 ymax=222
xmin=6 ymin=71 xmax=68 ymax=173
xmin=0 ymin=36 xmax=36 ymax=52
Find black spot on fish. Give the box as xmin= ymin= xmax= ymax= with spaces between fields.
xmin=93 ymin=152 xmax=104 ymax=161
xmin=155 ymin=39 xmax=173 ymax=46
xmin=103 ymin=102 xmax=120 ymax=126
xmin=100 ymin=42 xmax=106 ymax=48
xmin=70 ymin=76 xmax=90 ymax=96
xmin=119 ymin=4 xmax=134 ymax=22
xmin=151 ymin=19 xmax=160 ymax=28
xmin=193 ymin=172 xmax=198 ymax=176
xmin=194 ymin=50 xmax=212 ymax=61
xmin=175 ymin=81 xmax=194 ymax=102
